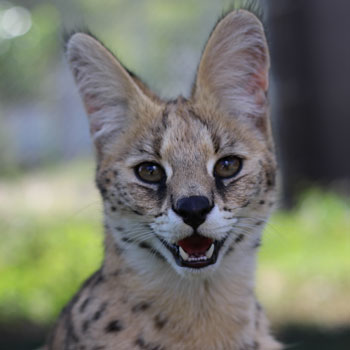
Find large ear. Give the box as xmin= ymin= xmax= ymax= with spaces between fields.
xmin=192 ymin=10 xmax=270 ymax=135
xmin=65 ymin=32 xmax=154 ymax=154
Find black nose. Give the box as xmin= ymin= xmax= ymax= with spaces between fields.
xmin=173 ymin=196 xmax=213 ymax=229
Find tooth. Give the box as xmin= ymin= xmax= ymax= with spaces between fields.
xmin=205 ymin=243 xmax=215 ymax=259
xmin=179 ymin=246 xmax=189 ymax=261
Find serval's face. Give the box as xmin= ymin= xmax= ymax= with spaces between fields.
xmin=66 ymin=10 xmax=275 ymax=277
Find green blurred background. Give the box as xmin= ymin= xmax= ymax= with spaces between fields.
xmin=0 ymin=0 xmax=349 ymax=349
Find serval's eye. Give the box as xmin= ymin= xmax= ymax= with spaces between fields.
xmin=135 ymin=162 xmax=165 ymax=184
xmin=214 ymin=156 xmax=242 ymax=179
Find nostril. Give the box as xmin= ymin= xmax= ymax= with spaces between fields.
xmin=174 ymin=196 xmax=213 ymax=229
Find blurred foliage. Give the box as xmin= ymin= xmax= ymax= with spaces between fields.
xmin=0 ymin=160 xmax=349 ymax=326
xmin=0 ymin=1 xmax=60 ymax=102
xmin=0 ymin=0 xmax=220 ymax=103
xmin=258 ymin=190 xmax=350 ymax=326
xmin=0 ymin=0 xmax=244 ymax=103
xmin=0 ymin=160 xmax=102 ymax=323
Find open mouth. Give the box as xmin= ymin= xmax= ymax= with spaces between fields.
xmin=158 ymin=233 xmax=227 ymax=269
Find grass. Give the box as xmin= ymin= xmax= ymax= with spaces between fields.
xmin=0 ymin=159 xmax=349 ymax=327
xmin=258 ymin=190 xmax=350 ymax=327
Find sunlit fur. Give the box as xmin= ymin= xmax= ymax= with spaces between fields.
xmin=48 ymin=9 xmax=282 ymax=350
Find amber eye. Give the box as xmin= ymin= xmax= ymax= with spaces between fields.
xmin=135 ymin=162 xmax=165 ymax=184
xmin=214 ymin=156 xmax=242 ymax=179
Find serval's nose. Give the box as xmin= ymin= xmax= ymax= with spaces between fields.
xmin=173 ymin=196 xmax=213 ymax=229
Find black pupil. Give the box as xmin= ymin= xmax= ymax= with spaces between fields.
xmin=146 ymin=165 xmax=157 ymax=175
xmin=222 ymin=159 xmax=231 ymax=169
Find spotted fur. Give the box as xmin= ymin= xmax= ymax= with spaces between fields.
xmin=47 ymin=7 xmax=282 ymax=350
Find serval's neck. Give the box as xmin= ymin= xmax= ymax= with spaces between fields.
xmin=102 ymin=230 xmax=258 ymax=348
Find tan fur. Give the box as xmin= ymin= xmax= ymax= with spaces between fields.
xmin=48 ymin=9 xmax=282 ymax=350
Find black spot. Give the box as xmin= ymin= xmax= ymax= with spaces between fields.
xmin=113 ymin=170 xmax=118 ymax=176
xmin=133 ymin=209 xmax=143 ymax=216
xmin=122 ymin=237 xmax=134 ymax=244
xmin=84 ymin=269 xmax=103 ymax=288
xmin=135 ymin=337 xmax=146 ymax=348
xmin=253 ymin=238 xmax=261 ymax=249
xmin=256 ymin=301 xmax=262 ymax=312
xmin=105 ymin=320 xmax=123 ymax=333
xmin=153 ymin=251 xmax=166 ymax=262
xmin=225 ymin=246 xmax=234 ymax=256
xmin=265 ymin=169 xmax=276 ymax=188
xmin=66 ymin=323 xmax=79 ymax=343
xmin=135 ymin=336 xmax=164 ymax=350
xmin=139 ymin=242 xmax=166 ymax=262
xmin=139 ymin=242 xmax=152 ymax=250
xmin=111 ymin=206 xmax=116 ymax=212
xmin=111 ymin=269 xmax=120 ymax=277
xmin=105 ymin=178 xmax=111 ymax=184
xmin=79 ymin=297 xmax=91 ymax=313
xmin=235 ymin=234 xmax=245 ymax=243
xmin=115 ymin=226 xmax=124 ymax=231
xmin=132 ymin=301 xmax=151 ymax=313
xmin=242 ymin=200 xmax=250 ymax=208
xmin=92 ymin=272 xmax=105 ymax=287
xmin=154 ymin=314 xmax=167 ymax=330
xmin=93 ymin=302 xmax=108 ymax=321
xmin=114 ymin=242 xmax=124 ymax=255
xmin=255 ymin=220 xmax=264 ymax=226
xmin=82 ymin=319 xmax=90 ymax=333
xmin=259 ymin=200 xmax=265 ymax=205
xmin=98 ymin=186 xmax=107 ymax=195
xmin=154 ymin=212 xmax=163 ymax=218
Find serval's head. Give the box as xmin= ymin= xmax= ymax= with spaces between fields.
xmin=65 ymin=9 xmax=276 ymax=278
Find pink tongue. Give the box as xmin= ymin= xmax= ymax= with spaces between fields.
xmin=178 ymin=234 xmax=213 ymax=255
